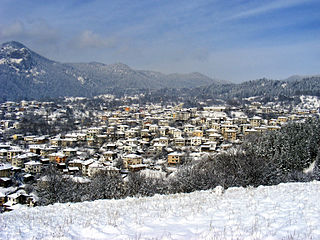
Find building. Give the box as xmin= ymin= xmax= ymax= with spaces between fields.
xmin=24 ymin=161 xmax=42 ymax=174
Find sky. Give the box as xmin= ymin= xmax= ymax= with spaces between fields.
xmin=0 ymin=0 xmax=319 ymax=83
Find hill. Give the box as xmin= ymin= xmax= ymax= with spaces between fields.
xmin=1 ymin=181 xmax=320 ymax=239
xmin=197 ymin=76 xmax=320 ymax=101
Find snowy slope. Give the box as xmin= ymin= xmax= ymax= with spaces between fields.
xmin=1 ymin=181 xmax=320 ymax=240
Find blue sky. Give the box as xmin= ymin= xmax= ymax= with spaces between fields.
xmin=0 ymin=0 xmax=319 ymax=82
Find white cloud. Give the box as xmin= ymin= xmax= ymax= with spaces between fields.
xmin=225 ymin=0 xmax=314 ymax=21
xmin=74 ymin=30 xmax=116 ymax=49
xmin=0 ymin=20 xmax=24 ymax=38
xmin=0 ymin=20 xmax=59 ymax=44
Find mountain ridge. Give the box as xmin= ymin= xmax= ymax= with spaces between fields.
xmin=0 ymin=41 xmax=224 ymax=101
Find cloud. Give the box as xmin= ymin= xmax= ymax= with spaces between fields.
xmin=225 ymin=0 xmax=314 ymax=21
xmin=73 ymin=30 xmax=116 ymax=49
xmin=0 ymin=20 xmax=60 ymax=44
xmin=0 ymin=20 xmax=24 ymax=38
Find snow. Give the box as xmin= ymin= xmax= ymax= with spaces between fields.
xmin=0 ymin=58 xmax=23 ymax=64
xmin=77 ymin=76 xmax=85 ymax=84
xmin=10 ymin=58 xmax=23 ymax=64
xmin=230 ymin=111 xmax=247 ymax=118
xmin=1 ymin=181 xmax=320 ymax=239
xmin=299 ymin=95 xmax=320 ymax=109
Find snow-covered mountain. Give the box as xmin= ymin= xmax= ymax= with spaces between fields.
xmin=68 ymin=62 xmax=223 ymax=90
xmin=0 ymin=41 xmax=92 ymax=101
xmin=0 ymin=41 xmax=222 ymax=101
xmin=1 ymin=181 xmax=320 ymax=239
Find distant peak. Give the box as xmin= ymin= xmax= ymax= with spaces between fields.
xmin=190 ymin=72 xmax=206 ymax=77
xmin=111 ymin=62 xmax=131 ymax=69
xmin=2 ymin=41 xmax=27 ymax=49
xmin=89 ymin=61 xmax=105 ymax=65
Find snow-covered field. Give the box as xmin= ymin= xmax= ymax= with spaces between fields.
xmin=1 ymin=181 xmax=320 ymax=240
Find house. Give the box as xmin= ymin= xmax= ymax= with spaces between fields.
xmin=149 ymin=124 xmax=159 ymax=132
xmin=5 ymin=190 xmax=28 ymax=208
xmin=244 ymin=128 xmax=258 ymax=135
xmin=61 ymin=138 xmax=77 ymax=147
xmin=0 ymin=177 xmax=12 ymax=187
xmin=255 ymin=126 xmax=268 ymax=133
xmin=96 ymin=134 xmax=108 ymax=144
xmin=68 ymin=159 xmax=84 ymax=171
xmin=40 ymin=147 xmax=56 ymax=157
xmin=0 ymin=192 xmax=6 ymax=206
xmin=174 ymin=137 xmax=185 ymax=147
xmin=87 ymin=127 xmax=103 ymax=137
xmin=277 ymin=116 xmax=288 ymax=124
xmin=211 ymin=123 xmax=220 ymax=131
xmin=55 ymin=153 xmax=67 ymax=164
xmin=168 ymin=152 xmax=183 ymax=165
xmin=220 ymin=143 xmax=232 ymax=151
xmin=87 ymin=162 xmax=106 ymax=177
xmin=159 ymin=127 xmax=168 ymax=136
xmin=24 ymin=161 xmax=42 ymax=174
xmin=7 ymin=149 xmax=24 ymax=162
xmin=82 ymin=159 xmax=95 ymax=175
xmin=33 ymin=136 xmax=48 ymax=144
xmin=128 ymin=163 xmax=147 ymax=172
xmin=153 ymin=143 xmax=166 ymax=152
xmin=250 ymin=116 xmax=262 ymax=127
xmin=12 ymin=152 xmax=38 ymax=168
xmin=240 ymin=124 xmax=251 ymax=134
xmin=200 ymin=141 xmax=217 ymax=153
xmin=50 ymin=137 xmax=61 ymax=147
xmin=123 ymin=144 xmax=138 ymax=153
xmin=0 ymin=149 xmax=8 ymax=161
xmin=0 ymin=163 xmax=12 ymax=177
xmin=12 ymin=134 xmax=23 ymax=141
xmin=29 ymin=145 xmax=44 ymax=155
xmin=159 ymin=137 xmax=169 ymax=146
xmin=184 ymin=124 xmax=195 ymax=135
xmin=123 ymin=154 xmax=142 ymax=169
xmin=102 ymin=151 xmax=117 ymax=162
xmin=193 ymin=129 xmax=203 ymax=137
xmin=68 ymin=166 xmax=80 ymax=174
xmin=140 ymin=129 xmax=150 ymax=137
xmin=203 ymin=106 xmax=226 ymax=112
xmin=190 ymin=137 xmax=202 ymax=146
xmin=26 ymin=194 xmax=38 ymax=207
xmin=105 ymin=143 xmax=117 ymax=151
xmin=223 ymin=129 xmax=237 ymax=142
xmin=208 ymin=133 xmax=221 ymax=142
xmin=173 ymin=129 xmax=182 ymax=138
xmin=267 ymin=126 xmax=281 ymax=131
xmin=63 ymin=148 xmax=77 ymax=157
xmin=23 ymin=135 xmax=37 ymax=143
xmin=125 ymin=129 xmax=137 ymax=138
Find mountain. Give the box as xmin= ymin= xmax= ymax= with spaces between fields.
xmin=0 ymin=41 xmax=93 ymax=101
xmin=284 ymin=74 xmax=320 ymax=82
xmin=67 ymin=62 xmax=221 ymax=90
xmin=0 ymin=41 xmax=223 ymax=101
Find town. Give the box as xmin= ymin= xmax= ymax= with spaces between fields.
xmin=0 ymin=94 xmax=319 ymax=211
